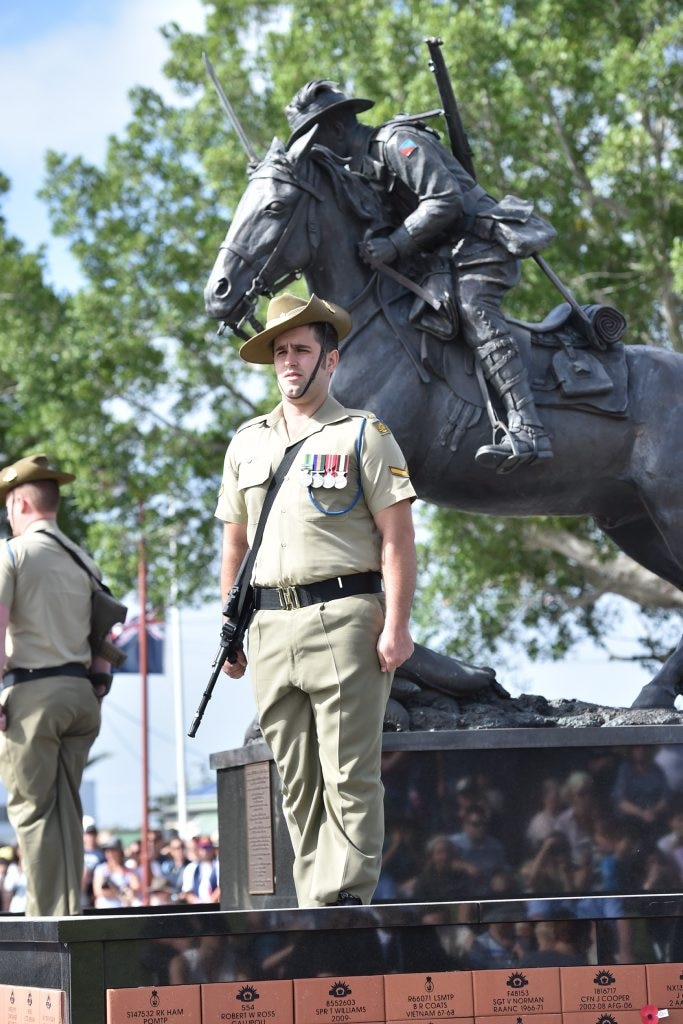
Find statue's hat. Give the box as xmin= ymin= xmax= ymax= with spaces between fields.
xmin=0 ymin=453 xmax=75 ymax=501
xmin=286 ymin=80 xmax=374 ymax=145
xmin=239 ymin=292 xmax=351 ymax=364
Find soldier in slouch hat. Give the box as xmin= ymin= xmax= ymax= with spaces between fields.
xmin=0 ymin=453 xmax=110 ymax=915
xmin=215 ymin=292 xmax=417 ymax=907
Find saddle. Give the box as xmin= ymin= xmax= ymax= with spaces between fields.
xmin=421 ymin=302 xmax=629 ymax=444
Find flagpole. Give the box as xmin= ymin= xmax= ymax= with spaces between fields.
xmin=137 ymin=500 xmax=150 ymax=905
xmin=169 ymin=596 xmax=188 ymax=833
xmin=169 ymin=509 xmax=188 ymax=836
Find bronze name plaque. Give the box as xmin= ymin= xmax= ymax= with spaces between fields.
xmin=245 ymin=760 xmax=275 ymax=894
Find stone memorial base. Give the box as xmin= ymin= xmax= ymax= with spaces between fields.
xmin=1 ymin=893 xmax=683 ymax=1024
xmin=2 ymin=721 xmax=683 ymax=1022
xmin=211 ymin=724 xmax=683 ymax=911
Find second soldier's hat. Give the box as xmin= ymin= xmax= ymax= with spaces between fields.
xmin=239 ymin=292 xmax=352 ymax=364
xmin=286 ymin=80 xmax=374 ymax=146
xmin=0 ymin=453 xmax=75 ymax=501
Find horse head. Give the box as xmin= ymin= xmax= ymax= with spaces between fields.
xmin=204 ymin=129 xmax=382 ymax=338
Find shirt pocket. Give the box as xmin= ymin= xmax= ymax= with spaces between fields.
xmin=237 ymin=457 xmax=271 ymax=490
xmin=237 ymin=457 xmax=273 ymax=526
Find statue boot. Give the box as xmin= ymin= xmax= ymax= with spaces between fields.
xmin=474 ymin=338 xmax=554 ymax=473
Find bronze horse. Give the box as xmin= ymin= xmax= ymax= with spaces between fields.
xmin=205 ymin=132 xmax=683 ymax=709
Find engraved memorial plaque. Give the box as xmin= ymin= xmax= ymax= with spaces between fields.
xmin=245 ymin=760 xmax=275 ymax=894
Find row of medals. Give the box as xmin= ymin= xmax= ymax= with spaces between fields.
xmin=300 ymin=453 xmax=349 ymax=489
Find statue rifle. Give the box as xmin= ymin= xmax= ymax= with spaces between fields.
xmin=202 ymin=52 xmax=261 ymax=166
xmin=424 ymin=36 xmax=599 ymax=345
xmin=425 ymin=36 xmax=476 ymax=181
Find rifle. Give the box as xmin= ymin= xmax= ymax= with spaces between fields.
xmin=425 ymin=37 xmax=476 ymax=180
xmin=424 ymin=36 xmax=599 ymax=346
xmin=188 ymin=440 xmax=305 ymax=737
xmin=187 ymin=550 xmax=255 ymax=738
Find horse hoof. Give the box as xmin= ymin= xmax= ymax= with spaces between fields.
xmin=631 ymin=683 xmax=678 ymax=709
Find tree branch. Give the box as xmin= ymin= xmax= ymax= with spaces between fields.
xmin=522 ymin=524 xmax=683 ymax=610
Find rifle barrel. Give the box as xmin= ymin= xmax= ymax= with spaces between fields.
xmin=187 ymin=643 xmax=229 ymax=738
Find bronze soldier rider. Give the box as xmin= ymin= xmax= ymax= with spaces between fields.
xmin=285 ymin=80 xmax=557 ymax=474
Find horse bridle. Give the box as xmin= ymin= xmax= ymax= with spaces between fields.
xmin=216 ymin=171 xmax=324 ymax=340
xmin=215 ymin=157 xmax=432 ymax=380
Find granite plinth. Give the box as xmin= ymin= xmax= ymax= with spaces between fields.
xmin=211 ymin=725 xmax=683 ymax=911
xmin=2 ymin=895 xmax=683 ymax=1023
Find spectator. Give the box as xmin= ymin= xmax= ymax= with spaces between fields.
xmin=464 ymin=921 xmax=519 ymax=969
xmin=2 ymin=845 xmax=26 ymax=913
xmin=592 ymin=815 xmax=644 ymax=894
xmin=161 ymin=837 xmax=190 ymax=895
xmin=411 ymin=835 xmax=475 ymax=903
xmin=146 ymin=828 xmax=168 ymax=879
xmin=449 ymin=808 xmax=508 ymax=889
xmin=180 ymin=835 xmax=220 ymax=904
xmin=82 ymin=821 xmax=105 ymax=909
xmin=124 ymin=838 xmax=142 ymax=871
xmin=525 ymin=778 xmax=563 ymax=851
xmin=92 ymin=838 xmax=141 ymax=909
xmin=612 ymin=745 xmax=671 ymax=835
xmin=521 ymin=919 xmax=594 ymax=967
xmin=555 ymin=771 xmax=596 ymax=869
xmin=520 ymin=832 xmax=576 ymax=896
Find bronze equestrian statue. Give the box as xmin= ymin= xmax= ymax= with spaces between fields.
xmin=203 ymin=64 xmax=683 ymax=712
xmin=285 ymin=78 xmax=557 ymax=473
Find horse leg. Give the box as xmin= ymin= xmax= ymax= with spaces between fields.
xmin=598 ymin=516 xmax=683 ymax=708
xmin=632 ymin=636 xmax=683 ymax=709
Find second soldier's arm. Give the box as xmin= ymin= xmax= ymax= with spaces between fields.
xmin=360 ymin=128 xmax=468 ymax=265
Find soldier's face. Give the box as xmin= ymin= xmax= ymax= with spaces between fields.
xmin=314 ymin=118 xmax=351 ymax=158
xmin=273 ymin=325 xmax=338 ymax=403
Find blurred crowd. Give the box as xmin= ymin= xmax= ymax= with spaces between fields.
xmin=377 ymin=743 xmax=683 ymax=910
xmin=0 ymin=824 xmax=220 ymax=913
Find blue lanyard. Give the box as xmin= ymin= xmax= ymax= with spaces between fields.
xmin=307 ymin=417 xmax=367 ymax=516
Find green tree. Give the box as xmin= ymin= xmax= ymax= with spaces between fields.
xmin=29 ymin=0 xmax=681 ymax=667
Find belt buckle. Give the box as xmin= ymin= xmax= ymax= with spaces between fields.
xmin=277 ymin=585 xmax=300 ymax=610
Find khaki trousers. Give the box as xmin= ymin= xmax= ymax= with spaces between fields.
xmin=249 ymin=594 xmax=392 ymax=907
xmin=0 ymin=675 xmax=101 ymax=915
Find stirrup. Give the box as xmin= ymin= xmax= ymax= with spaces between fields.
xmin=475 ymin=423 xmax=553 ymax=475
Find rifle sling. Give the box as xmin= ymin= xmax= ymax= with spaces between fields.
xmin=232 ymin=438 xmax=307 ymax=618
xmin=34 ymin=529 xmax=111 ymax=594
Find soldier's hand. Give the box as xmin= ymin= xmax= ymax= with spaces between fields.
xmin=223 ymin=647 xmax=247 ymax=679
xmin=377 ymin=626 xmax=414 ymax=674
xmin=358 ymin=236 xmax=398 ymax=265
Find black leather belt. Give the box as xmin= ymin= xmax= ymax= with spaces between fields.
xmin=254 ymin=571 xmax=382 ymax=611
xmin=3 ymin=663 xmax=90 ymax=687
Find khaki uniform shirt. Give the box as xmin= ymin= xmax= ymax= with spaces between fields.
xmin=215 ymin=395 xmax=416 ymax=587
xmin=0 ymin=519 xmax=99 ymax=670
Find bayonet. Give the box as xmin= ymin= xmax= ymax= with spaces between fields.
xmin=202 ymin=52 xmax=261 ymax=165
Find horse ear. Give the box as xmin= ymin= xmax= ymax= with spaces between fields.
xmin=286 ymin=124 xmax=319 ymax=164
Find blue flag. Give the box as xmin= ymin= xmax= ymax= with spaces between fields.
xmin=111 ymin=616 xmax=165 ymax=674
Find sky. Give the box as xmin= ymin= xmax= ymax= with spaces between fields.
xmin=0 ymin=0 xmax=660 ymax=834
